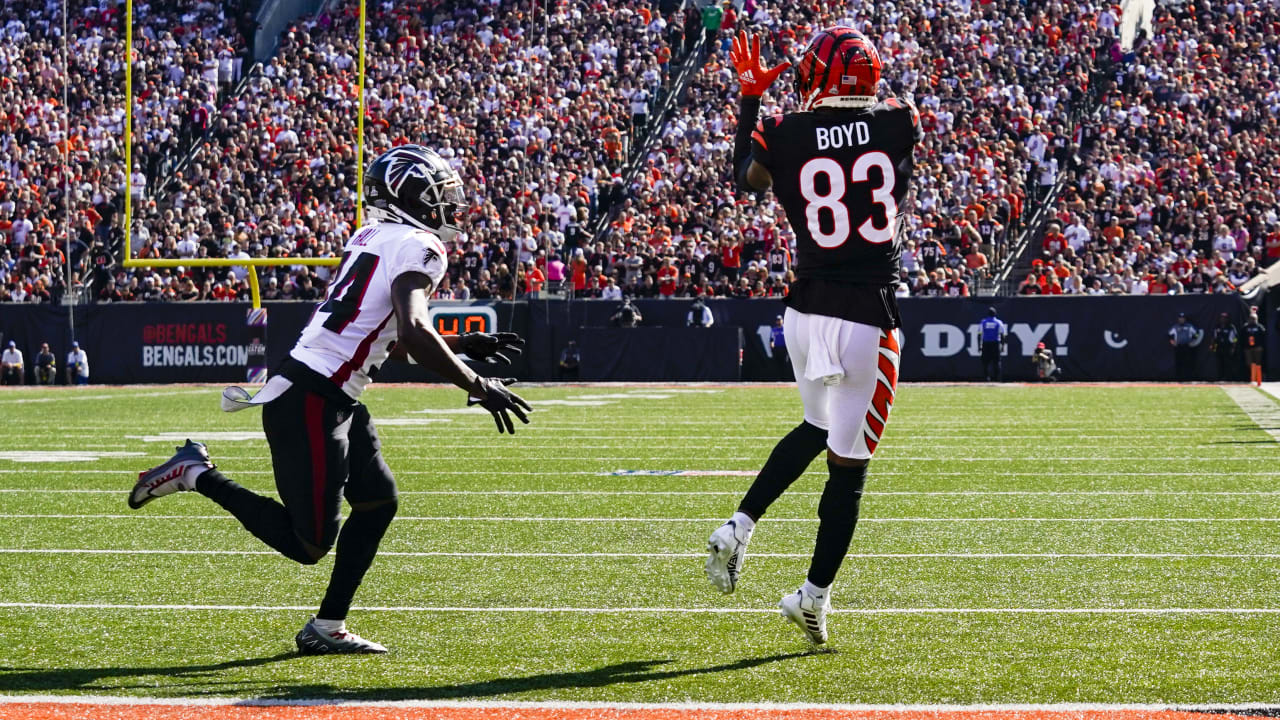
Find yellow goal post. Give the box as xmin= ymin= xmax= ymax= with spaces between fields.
xmin=121 ymin=0 xmax=369 ymax=308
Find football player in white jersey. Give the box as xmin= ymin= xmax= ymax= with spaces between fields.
xmin=127 ymin=145 xmax=531 ymax=654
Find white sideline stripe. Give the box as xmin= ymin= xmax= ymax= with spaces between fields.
xmin=5 ymin=549 xmax=1280 ymax=560
xmin=8 ymin=471 xmax=1280 ymax=478
xmin=10 ymin=450 xmax=1267 ymax=463
xmin=43 ymin=455 xmax=1264 ymax=462
xmin=0 ymin=431 xmax=1247 ymax=441
xmin=1 ymin=602 xmax=1278 ymax=615
xmin=1257 ymin=382 xmax=1280 ymax=403
xmin=7 ymin=488 xmax=1280 ymax=496
xmin=3 ymin=697 xmax=1279 ymax=712
xmin=1224 ymin=386 xmax=1280 ymax=443
xmin=0 ymin=390 xmax=207 ymax=405
xmin=4 ymin=514 xmax=1280 ymax=523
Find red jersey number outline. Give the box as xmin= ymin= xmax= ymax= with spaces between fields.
xmin=798 ymin=151 xmax=897 ymax=248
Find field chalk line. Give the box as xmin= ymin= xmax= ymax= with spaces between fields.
xmin=2 ymin=602 xmax=1279 ymax=615
xmin=1 ymin=696 xmax=1280 ymax=712
xmin=3 ymin=549 xmax=1280 ymax=559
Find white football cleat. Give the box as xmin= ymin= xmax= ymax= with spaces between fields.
xmin=295 ymin=616 xmax=388 ymax=654
xmin=128 ymin=440 xmax=213 ymax=509
xmin=705 ymin=518 xmax=753 ymax=594
xmin=780 ymin=587 xmax=830 ymax=646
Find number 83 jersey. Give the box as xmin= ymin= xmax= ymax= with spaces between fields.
xmin=291 ymin=221 xmax=448 ymax=399
xmin=753 ymin=98 xmax=921 ymax=326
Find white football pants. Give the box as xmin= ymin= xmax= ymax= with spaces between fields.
xmin=784 ymin=306 xmax=901 ymax=460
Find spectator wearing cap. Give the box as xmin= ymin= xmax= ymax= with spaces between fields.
xmin=1032 ymin=342 xmax=1058 ymax=382
xmin=34 ymin=342 xmax=56 ymax=385
xmin=66 ymin=341 xmax=89 ymax=385
xmin=686 ymin=296 xmax=713 ymax=327
xmin=1209 ymin=313 xmax=1239 ymax=382
xmin=980 ymin=307 xmax=1006 ymax=382
xmin=1 ymin=340 xmax=23 ymax=385
xmin=1168 ymin=312 xmax=1203 ymax=381
xmin=558 ymin=340 xmax=581 ymax=381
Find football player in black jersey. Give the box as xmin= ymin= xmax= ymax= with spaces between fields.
xmin=705 ymin=28 xmax=919 ymax=646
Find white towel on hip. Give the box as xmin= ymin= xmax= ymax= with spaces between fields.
xmin=220 ymin=375 xmax=293 ymax=412
xmin=802 ymin=314 xmax=846 ymax=385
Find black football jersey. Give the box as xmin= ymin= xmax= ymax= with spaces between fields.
xmin=752 ymin=98 xmax=921 ymax=327
xmin=753 ymin=98 xmax=921 ymax=285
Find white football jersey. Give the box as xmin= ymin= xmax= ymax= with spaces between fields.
xmin=291 ymin=221 xmax=448 ymax=399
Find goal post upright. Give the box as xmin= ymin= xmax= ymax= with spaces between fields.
xmin=123 ymin=0 xmax=133 ymax=261
xmin=356 ymin=0 xmax=366 ymax=228
xmin=118 ymin=0 xmax=343 ymax=311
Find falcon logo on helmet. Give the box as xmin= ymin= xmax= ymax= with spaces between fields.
xmin=795 ymin=27 xmax=881 ymax=111
xmin=364 ymin=144 xmax=466 ymax=243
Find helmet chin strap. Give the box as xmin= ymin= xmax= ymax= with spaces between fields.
xmin=366 ymin=204 xmax=459 ymax=244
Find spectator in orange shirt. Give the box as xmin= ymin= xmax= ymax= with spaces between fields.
xmin=721 ymin=240 xmax=742 ymax=282
xmin=964 ymin=245 xmax=989 ymax=274
xmin=1100 ymin=216 xmax=1124 ymax=245
xmin=570 ymin=250 xmax=588 ymax=293
xmin=1042 ymin=223 xmax=1067 ymax=257
xmin=525 ymin=262 xmax=546 ymax=295
xmin=656 ymin=257 xmax=679 ymax=297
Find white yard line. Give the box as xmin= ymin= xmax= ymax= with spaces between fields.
xmin=1 ymin=696 xmax=1278 ymax=712
xmin=1224 ymin=385 xmax=1280 ymax=443
xmin=0 ymin=390 xmax=209 ymax=404
xmin=4 ymin=488 xmax=1280 ymax=496
xmin=3 ymin=549 xmax=1279 ymax=559
xmin=2 ymin=514 xmax=1278 ymax=522
xmin=0 ymin=602 xmax=1277 ymax=615
xmin=7 ymin=468 xmax=1280 ymax=474
xmin=0 ymin=456 xmax=1263 ymax=463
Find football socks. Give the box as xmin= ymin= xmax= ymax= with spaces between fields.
xmin=195 ymin=469 xmax=323 ymax=564
xmin=807 ymin=459 xmax=868 ymax=588
xmin=738 ymin=421 xmax=829 ymax=520
xmin=802 ymin=579 xmax=831 ymax=602
xmin=318 ymin=498 xmax=398 ymax=621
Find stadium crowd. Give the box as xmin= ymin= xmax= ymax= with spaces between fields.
xmin=0 ymin=0 xmax=254 ymax=303
xmin=1018 ymin=0 xmax=1271 ymax=295
xmin=0 ymin=0 xmax=1270 ymax=303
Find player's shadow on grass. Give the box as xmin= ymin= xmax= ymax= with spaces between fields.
xmin=261 ymin=652 xmax=811 ymax=701
xmin=0 ymin=653 xmax=297 ymax=693
xmin=0 ymin=652 xmax=809 ymax=699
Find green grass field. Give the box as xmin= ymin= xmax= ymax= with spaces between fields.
xmin=0 ymin=383 xmax=1276 ymax=705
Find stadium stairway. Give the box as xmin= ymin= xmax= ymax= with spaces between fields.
xmin=587 ymin=35 xmax=709 ymax=245
xmin=989 ymin=97 xmax=1103 ymax=295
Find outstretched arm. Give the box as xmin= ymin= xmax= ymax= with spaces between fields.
xmin=390 ymin=272 xmax=477 ymax=391
xmin=390 ymin=271 xmax=531 ymax=434
xmin=730 ymin=31 xmax=787 ymax=192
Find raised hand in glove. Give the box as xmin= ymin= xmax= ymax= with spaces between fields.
xmin=467 ymin=376 xmax=532 ymax=434
xmin=458 ymin=332 xmax=526 ymax=364
xmin=730 ymin=31 xmax=791 ymax=98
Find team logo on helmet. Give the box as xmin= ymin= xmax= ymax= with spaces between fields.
xmin=384 ymin=146 xmax=437 ymax=199
xmin=364 ymin=144 xmax=465 ymax=244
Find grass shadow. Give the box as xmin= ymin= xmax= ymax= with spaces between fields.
xmin=0 ymin=653 xmax=297 ymax=693
xmin=0 ymin=651 xmax=811 ymax=701
xmin=256 ymin=652 xmax=811 ymax=701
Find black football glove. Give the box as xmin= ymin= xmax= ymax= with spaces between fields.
xmin=467 ymin=376 xmax=532 ymax=434
xmin=458 ymin=332 xmax=526 ymax=364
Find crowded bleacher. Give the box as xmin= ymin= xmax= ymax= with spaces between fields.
xmin=0 ymin=0 xmax=1269 ymax=303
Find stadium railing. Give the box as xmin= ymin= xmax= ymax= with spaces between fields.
xmin=587 ymin=34 xmax=707 ymax=245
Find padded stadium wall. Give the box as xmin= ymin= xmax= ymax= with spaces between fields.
xmin=0 ymin=296 xmax=1253 ymax=384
